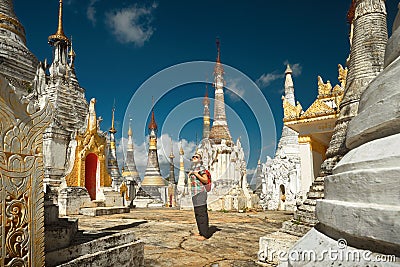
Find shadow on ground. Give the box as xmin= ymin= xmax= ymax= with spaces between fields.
xmin=104 ymin=221 xmax=148 ymax=231
xmin=208 ymin=225 xmax=222 ymax=238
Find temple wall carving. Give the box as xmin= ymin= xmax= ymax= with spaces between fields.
xmin=0 ymin=75 xmax=52 ymax=266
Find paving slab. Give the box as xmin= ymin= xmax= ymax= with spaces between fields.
xmin=71 ymin=208 xmax=292 ymax=267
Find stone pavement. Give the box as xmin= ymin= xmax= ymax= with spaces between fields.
xmin=71 ymin=208 xmax=292 ymax=267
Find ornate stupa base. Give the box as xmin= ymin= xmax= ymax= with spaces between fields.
xmin=133 ymin=185 xmax=168 ymax=208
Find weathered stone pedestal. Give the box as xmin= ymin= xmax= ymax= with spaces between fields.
xmin=58 ymin=186 xmax=127 ymax=216
xmin=315 ymin=133 xmax=400 ymax=257
xmin=132 ymin=186 xmax=167 ymax=208
xmin=58 ymin=187 xmax=94 ymax=216
xmin=284 ymin=11 xmax=400 ymax=265
xmin=141 ymin=185 xmax=167 ymax=203
xmin=103 ymin=187 xmax=124 ymax=207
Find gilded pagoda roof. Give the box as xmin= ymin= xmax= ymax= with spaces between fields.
xmin=283 ymin=64 xmax=347 ymax=124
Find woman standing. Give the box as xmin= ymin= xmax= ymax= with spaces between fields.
xmin=188 ymin=153 xmax=210 ymax=240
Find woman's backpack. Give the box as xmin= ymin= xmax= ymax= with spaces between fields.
xmin=203 ymin=170 xmax=212 ymax=192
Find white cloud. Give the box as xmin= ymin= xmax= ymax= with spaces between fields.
xmin=115 ymin=133 xmax=196 ymax=180
xmin=106 ymin=3 xmax=157 ymax=47
xmin=257 ymin=62 xmax=302 ymax=89
xmin=87 ymin=0 xmax=99 ymax=26
xmin=226 ymin=78 xmax=245 ymax=102
xmin=256 ymin=72 xmax=284 ymax=88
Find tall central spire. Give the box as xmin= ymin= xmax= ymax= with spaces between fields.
xmin=48 ymin=0 xmax=69 ymax=44
xmin=209 ymin=38 xmax=232 ymax=144
xmin=141 ymin=103 xmax=166 ymax=187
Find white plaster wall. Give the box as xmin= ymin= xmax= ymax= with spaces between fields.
xmin=299 ymin=142 xmax=314 ymax=195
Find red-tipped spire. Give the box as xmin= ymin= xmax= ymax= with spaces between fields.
xmin=347 ymin=0 xmax=356 ymax=24
xmin=148 ymin=109 xmax=157 ymax=130
xmin=149 ymin=108 xmax=158 ymax=130
xmin=148 ymin=98 xmax=157 ymax=130
xmin=216 ymin=38 xmax=221 ymax=63
xmin=214 ymin=38 xmax=224 ymax=76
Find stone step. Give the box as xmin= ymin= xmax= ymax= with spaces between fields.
xmin=298 ymin=206 xmax=315 ymax=215
xmin=306 ymin=191 xmax=324 ymax=199
xmin=310 ymin=181 xmax=324 ymax=186
xmin=310 ymin=183 xmax=324 ymax=192
xmin=295 ymin=210 xmax=318 ymax=226
xmin=57 ymin=241 xmax=144 ymax=267
xmin=302 ymin=198 xmax=317 ymax=206
xmin=79 ymin=206 xmax=130 ymax=217
xmin=281 ymin=220 xmax=312 ymax=237
xmin=310 ymin=180 xmax=324 ymax=185
xmin=46 ymin=231 xmax=143 ymax=267
xmin=296 ymin=208 xmax=315 ymax=217
xmin=296 ymin=208 xmax=314 ymax=216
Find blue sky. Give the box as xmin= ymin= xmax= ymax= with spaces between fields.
xmin=14 ymin=1 xmax=399 ymax=179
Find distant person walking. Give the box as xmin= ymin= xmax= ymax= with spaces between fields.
xmin=188 ymin=153 xmax=210 ymax=240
